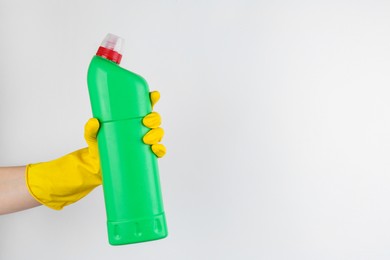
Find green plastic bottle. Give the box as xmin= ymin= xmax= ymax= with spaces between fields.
xmin=87 ymin=33 xmax=168 ymax=245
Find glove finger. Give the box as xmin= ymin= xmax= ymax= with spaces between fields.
xmin=84 ymin=118 xmax=100 ymax=143
xmin=142 ymin=112 xmax=161 ymax=129
xmin=151 ymin=144 xmax=167 ymax=158
xmin=143 ymin=127 xmax=164 ymax=145
xmin=150 ymin=91 xmax=160 ymax=109
xmin=84 ymin=118 xmax=100 ymax=156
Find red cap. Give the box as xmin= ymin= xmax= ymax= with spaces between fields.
xmin=96 ymin=33 xmax=124 ymax=64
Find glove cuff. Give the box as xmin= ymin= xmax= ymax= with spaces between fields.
xmin=25 ymin=163 xmax=63 ymax=210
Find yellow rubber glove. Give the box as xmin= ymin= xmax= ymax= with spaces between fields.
xmin=142 ymin=91 xmax=167 ymax=158
xmin=26 ymin=91 xmax=166 ymax=210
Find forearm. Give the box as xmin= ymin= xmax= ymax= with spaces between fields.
xmin=0 ymin=166 xmax=41 ymax=215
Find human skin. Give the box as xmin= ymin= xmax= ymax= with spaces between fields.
xmin=0 ymin=166 xmax=41 ymax=215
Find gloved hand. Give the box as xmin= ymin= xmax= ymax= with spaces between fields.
xmin=142 ymin=91 xmax=166 ymax=158
xmin=26 ymin=91 xmax=166 ymax=210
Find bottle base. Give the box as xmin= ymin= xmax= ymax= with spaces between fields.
xmin=107 ymin=213 xmax=168 ymax=245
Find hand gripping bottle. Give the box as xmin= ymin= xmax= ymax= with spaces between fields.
xmin=87 ymin=33 xmax=168 ymax=245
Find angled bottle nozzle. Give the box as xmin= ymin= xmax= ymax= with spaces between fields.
xmin=96 ymin=33 xmax=124 ymax=64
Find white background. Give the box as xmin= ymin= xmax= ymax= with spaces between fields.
xmin=1 ymin=0 xmax=390 ymax=259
